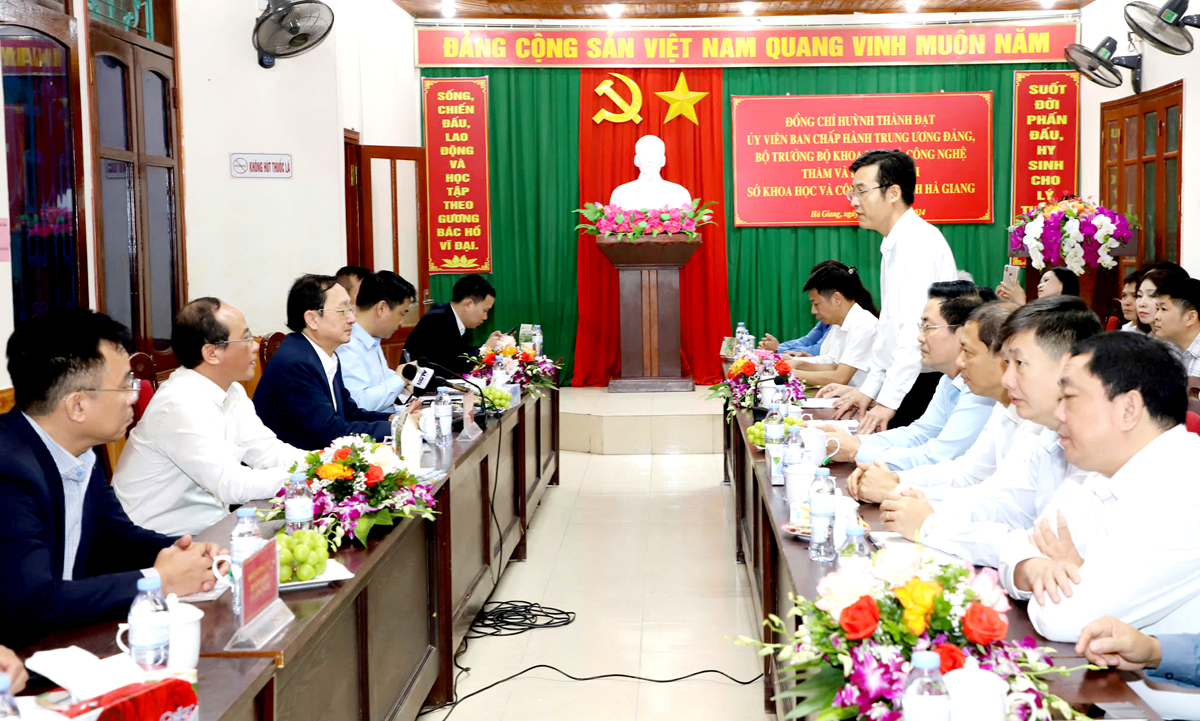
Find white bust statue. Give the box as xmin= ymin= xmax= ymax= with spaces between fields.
xmin=608 ymin=135 xmax=693 ymax=210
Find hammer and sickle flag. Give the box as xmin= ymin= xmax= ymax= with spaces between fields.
xmin=592 ymin=72 xmax=643 ymax=124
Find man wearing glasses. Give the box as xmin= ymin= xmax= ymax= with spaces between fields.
xmin=0 ymin=309 xmax=226 ymax=651
xmin=817 ymin=150 xmax=959 ymax=433
xmin=336 ymin=271 xmax=420 ymax=413
xmin=254 ymin=274 xmax=395 ymax=450
xmin=113 ymin=298 xmax=310 ymax=537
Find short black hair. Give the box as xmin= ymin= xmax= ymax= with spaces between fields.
xmin=355 ymin=271 xmax=417 ymax=311
xmin=802 ymin=261 xmax=879 ymax=317
xmin=286 ymin=274 xmax=340 ymax=333
xmin=927 ymin=280 xmax=984 ymax=328
xmin=1044 ymin=268 xmax=1081 ymax=297
xmin=7 ymin=308 xmax=132 ymax=415
xmin=336 ymin=265 xmax=371 ymax=282
xmin=452 ymin=274 xmax=496 ymax=304
xmin=1140 ymin=262 xmax=1190 ymax=294
xmin=1123 ymin=268 xmax=1141 ymax=287
xmin=848 ymin=149 xmax=917 ymax=206
xmin=976 ymin=285 xmax=999 ymax=303
xmin=967 ymin=301 xmax=1019 ymax=354
xmin=173 ymin=297 xmax=230 ymax=369
xmin=1155 ymin=277 xmax=1200 ymax=319
xmin=998 ymin=295 xmax=1102 ymax=359
xmin=1070 ymin=332 xmax=1186 ymax=429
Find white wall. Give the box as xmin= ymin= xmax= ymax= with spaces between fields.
xmin=1078 ymin=0 xmax=1199 ymax=274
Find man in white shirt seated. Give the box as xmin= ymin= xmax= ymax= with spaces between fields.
xmin=817 ymin=149 xmax=959 ymax=433
xmin=786 ymin=261 xmax=878 ymax=388
xmin=821 ymin=281 xmax=995 ymax=472
xmin=336 ymin=271 xmax=418 ymax=413
xmin=846 ymin=301 xmax=1028 ymax=502
xmin=873 ymin=296 xmax=1102 ymax=567
xmin=114 ymin=298 xmax=309 ymax=537
xmin=1153 ymin=277 xmax=1200 ymax=377
xmin=997 ymin=331 xmax=1200 ymax=720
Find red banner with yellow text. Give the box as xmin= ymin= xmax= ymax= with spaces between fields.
xmin=1010 ymin=70 xmax=1080 ymax=219
xmin=731 ymin=93 xmax=993 ymax=226
xmin=417 ymin=23 xmax=1076 ymax=68
xmin=422 ymin=77 xmax=493 ymax=274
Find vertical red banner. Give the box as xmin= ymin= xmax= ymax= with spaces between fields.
xmin=422 ymin=77 xmax=493 ymax=274
xmin=1010 ymin=70 xmax=1080 ymax=219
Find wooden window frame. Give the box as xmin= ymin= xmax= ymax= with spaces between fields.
xmin=1101 ymin=80 xmax=1183 ymax=280
xmin=0 ymin=0 xmax=91 ymax=310
xmin=87 ymin=17 xmax=186 ymax=368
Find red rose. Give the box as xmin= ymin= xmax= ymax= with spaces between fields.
xmin=962 ymin=602 xmax=1009 ymax=646
xmin=934 ymin=643 xmax=965 ymax=675
xmin=364 ymin=465 xmax=384 ymax=487
xmin=520 ymin=351 xmax=534 ymax=363
xmin=483 ymin=351 xmax=496 ymax=366
xmin=334 ymin=448 xmax=352 ymax=461
xmin=838 ymin=595 xmax=880 ymax=640
xmin=774 ymin=359 xmax=791 ymax=375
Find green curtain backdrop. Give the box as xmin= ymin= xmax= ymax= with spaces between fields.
xmin=721 ymin=62 xmax=1068 ymax=345
xmin=421 ymin=68 xmax=581 ymax=383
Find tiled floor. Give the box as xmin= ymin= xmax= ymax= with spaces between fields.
xmin=424 ymin=451 xmax=767 ymax=721
xmin=560 ymin=388 xmax=728 ymax=455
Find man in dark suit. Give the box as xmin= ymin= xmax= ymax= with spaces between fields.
xmin=404 ymin=274 xmax=502 ymax=378
xmin=254 ymin=274 xmax=394 ymax=449
xmin=1 ymin=309 xmax=225 ymax=651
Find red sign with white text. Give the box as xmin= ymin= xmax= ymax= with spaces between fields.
xmin=241 ymin=539 xmax=279 ymax=625
xmin=416 ymin=23 xmax=1077 ymax=68
xmin=422 ymin=77 xmax=493 ymax=274
xmin=732 ymin=93 xmax=993 ymax=226
xmin=1010 ymin=70 xmax=1080 ymax=219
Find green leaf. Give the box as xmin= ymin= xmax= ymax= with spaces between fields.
xmin=785 ymin=688 xmax=839 ymax=719
xmin=816 ymin=705 xmax=859 ymax=721
xmin=353 ymin=515 xmax=377 ymax=544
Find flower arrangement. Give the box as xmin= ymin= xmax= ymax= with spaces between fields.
xmin=574 ymin=198 xmax=716 ymax=242
xmin=465 ymin=334 xmax=560 ymax=398
xmin=706 ymin=349 xmax=806 ymax=415
xmin=1008 ymin=194 xmax=1133 ymax=275
xmin=739 ymin=546 xmax=1095 ymax=720
xmin=262 ymin=435 xmax=437 ymax=550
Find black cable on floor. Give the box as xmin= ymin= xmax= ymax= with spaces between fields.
xmin=466 ymin=600 xmax=576 ymax=638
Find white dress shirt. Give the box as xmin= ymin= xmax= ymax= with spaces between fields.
xmin=1178 ymin=330 xmax=1200 ymax=377
xmin=916 ymin=425 xmax=1080 ymax=569
xmin=899 ymin=402 xmax=1038 ymax=490
xmin=24 ymin=413 xmax=95 ymax=580
xmin=807 ymin=302 xmax=877 ymax=387
xmin=997 ymin=425 xmax=1200 ymax=720
xmin=114 ymin=368 xmax=309 ymax=537
xmin=336 ymin=323 xmax=407 ymax=413
xmin=303 ymin=332 xmax=341 ymax=412
xmin=451 ymin=305 xmax=467 ymax=337
xmin=859 ymin=208 xmax=958 ymax=410
xmin=1121 ymin=321 xmax=1143 ymax=333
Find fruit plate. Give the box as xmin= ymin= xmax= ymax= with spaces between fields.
xmin=781 ymin=521 xmax=812 ymax=540
xmin=280 ymin=558 xmax=354 ymax=592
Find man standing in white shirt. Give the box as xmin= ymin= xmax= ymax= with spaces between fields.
xmin=337 ymin=271 xmax=418 ymax=413
xmin=114 ymin=299 xmax=309 ymax=536
xmin=874 ymin=297 xmax=1102 ymax=566
xmin=1153 ymin=277 xmax=1200 ymax=377
xmin=787 ymin=261 xmax=878 ymax=387
xmin=998 ymin=331 xmax=1200 ymax=720
xmin=817 ymin=150 xmax=958 ymax=434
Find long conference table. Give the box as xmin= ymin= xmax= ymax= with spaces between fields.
xmin=17 ymin=389 xmax=561 ymax=721
xmin=721 ymin=399 xmax=1165 ymax=719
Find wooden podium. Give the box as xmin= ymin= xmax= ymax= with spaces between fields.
xmin=596 ymin=235 xmax=699 ymax=393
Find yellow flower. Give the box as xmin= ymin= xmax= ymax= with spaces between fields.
xmin=316 ymin=464 xmax=353 ymax=481
xmin=502 ymin=346 xmax=518 ymax=357
xmin=893 ymin=578 xmax=942 ymax=635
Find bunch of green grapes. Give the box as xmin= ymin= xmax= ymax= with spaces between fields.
xmin=784 ymin=415 xmax=802 ymax=427
xmin=747 ymin=421 xmax=766 ymax=446
xmin=276 ymin=529 xmax=329 ymax=583
xmin=482 ymin=386 xmax=513 ymax=410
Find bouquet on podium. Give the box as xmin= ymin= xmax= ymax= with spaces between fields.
xmin=1008 ymin=194 xmax=1133 ymax=275
xmin=574 ymin=198 xmax=716 ymax=242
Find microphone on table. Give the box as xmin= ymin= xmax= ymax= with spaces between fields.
xmin=417 ymin=357 xmax=486 ymax=393
xmin=400 ymin=363 xmax=438 ymax=398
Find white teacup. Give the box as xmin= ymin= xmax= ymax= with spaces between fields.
xmin=799 ymin=427 xmax=840 ymax=460
xmin=418 ymin=407 xmax=437 ymax=442
xmin=116 ymin=601 xmax=205 ymax=671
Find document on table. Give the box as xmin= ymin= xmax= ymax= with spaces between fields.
xmin=815 ymin=419 xmax=859 ymax=434
xmin=869 ymin=531 xmax=968 ymax=567
xmin=801 ymin=398 xmax=837 ymax=409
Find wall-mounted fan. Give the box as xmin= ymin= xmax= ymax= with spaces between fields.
xmin=1125 ymin=0 xmax=1200 ymax=54
xmin=253 ymin=0 xmax=335 ymax=69
xmin=1064 ymin=36 xmax=1143 ymax=93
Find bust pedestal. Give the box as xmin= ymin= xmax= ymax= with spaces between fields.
xmin=595 ymin=234 xmax=699 ymax=393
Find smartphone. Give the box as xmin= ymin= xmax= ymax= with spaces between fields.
xmin=1002 ymin=264 xmax=1021 ymax=286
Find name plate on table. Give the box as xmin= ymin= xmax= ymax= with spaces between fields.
xmin=226 ymin=539 xmax=295 ymax=651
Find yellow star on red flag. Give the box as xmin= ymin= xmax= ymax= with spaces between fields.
xmin=655 ymin=73 xmax=708 ymax=125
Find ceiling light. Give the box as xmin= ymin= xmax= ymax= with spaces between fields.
xmin=1040 ymin=0 xmax=1054 ymax=7
xmin=440 ymin=0 xmax=455 ymax=18
xmin=905 ymin=0 xmax=921 ymax=11
xmin=604 ymin=3 xmax=623 ymax=18
xmin=740 ymin=1 xmax=757 ymax=14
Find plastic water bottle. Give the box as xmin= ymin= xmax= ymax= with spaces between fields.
xmin=838 ymin=524 xmax=873 ymax=574
xmin=808 ymin=469 xmax=836 ymax=562
xmin=764 ymin=402 xmax=785 ymax=451
xmin=434 ymin=389 xmax=454 ymax=447
xmin=0 ymin=673 xmax=19 ymax=718
xmin=127 ymin=577 xmax=170 ymax=671
xmin=782 ymin=425 xmax=804 ymax=502
xmin=230 ymin=507 xmax=264 ymax=619
xmin=532 ymin=324 xmax=544 ymax=356
xmin=285 ymin=471 xmax=314 ymax=534
xmin=735 ymin=322 xmax=748 ymax=351
xmin=903 ymin=651 xmax=951 ymax=720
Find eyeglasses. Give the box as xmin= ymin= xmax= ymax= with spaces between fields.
xmin=319 ymin=306 xmax=356 ymax=319
xmin=917 ymin=323 xmax=962 ymax=333
xmin=845 ymin=184 xmax=890 ymax=201
xmin=80 ymin=374 xmax=140 ymax=399
xmin=214 ymin=335 xmax=256 ymax=347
